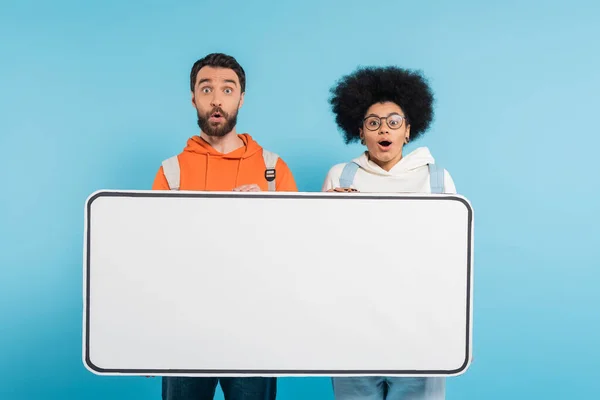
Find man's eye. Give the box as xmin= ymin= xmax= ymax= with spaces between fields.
xmin=202 ymin=87 xmax=211 ymax=94
xmin=224 ymin=88 xmax=232 ymax=94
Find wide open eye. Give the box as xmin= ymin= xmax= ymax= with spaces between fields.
xmin=365 ymin=117 xmax=380 ymax=128
xmin=387 ymin=114 xmax=403 ymax=128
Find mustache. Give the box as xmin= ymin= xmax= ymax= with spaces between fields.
xmin=207 ymin=107 xmax=229 ymax=118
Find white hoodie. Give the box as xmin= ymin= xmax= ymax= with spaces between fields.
xmin=321 ymin=147 xmax=456 ymax=194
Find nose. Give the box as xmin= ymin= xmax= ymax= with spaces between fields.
xmin=210 ymin=93 xmax=222 ymax=108
xmin=378 ymin=124 xmax=389 ymax=134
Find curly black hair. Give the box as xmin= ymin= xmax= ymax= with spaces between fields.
xmin=190 ymin=53 xmax=246 ymax=93
xmin=329 ymin=66 xmax=435 ymax=144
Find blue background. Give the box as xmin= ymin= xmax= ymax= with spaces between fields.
xmin=1 ymin=0 xmax=599 ymax=399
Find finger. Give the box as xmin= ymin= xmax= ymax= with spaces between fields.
xmin=242 ymin=184 xmax=261 ymax=192
xmin=234 ymin=184 xmax=261 ymax=192
xmin=332 ymin=187 xmax=358 ymax=193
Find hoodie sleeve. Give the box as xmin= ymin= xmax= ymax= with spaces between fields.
xmin=321 ymin=164 xmax=345 ymax=191
xmin=321 ymin=167 xmax=336 ymax=191
xmin=443 ymin=169 xmax=457 ymax=194
xmin=152 ymin=166 xmax=170 ymax=190
xmin=275 ymin=158 xmax=298 ymax=192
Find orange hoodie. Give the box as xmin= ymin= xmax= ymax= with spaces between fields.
xmin=152 ymin=133 xmax=298 ymax=192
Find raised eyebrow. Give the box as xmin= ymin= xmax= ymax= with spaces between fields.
xmin=198 ymin=78 xmax=237 ymax=88
xmin=367 ymin=112 xmax=404 ymax=118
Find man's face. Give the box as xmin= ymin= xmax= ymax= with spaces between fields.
xmin=192 ymin=66 xmax=244 ymax=137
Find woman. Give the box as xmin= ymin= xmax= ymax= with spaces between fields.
xmin=322 ymin=66 xmax=456 ymax=400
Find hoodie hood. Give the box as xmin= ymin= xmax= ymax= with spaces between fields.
xmin=179 ymin=133 xmax=264 ymax=189
xmin=354 ymin=146 xmax=435 ymax=176
xmin=183 ymin=133 xmax=263 ymax=159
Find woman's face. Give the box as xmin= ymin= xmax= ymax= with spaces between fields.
xmin=360 ymin=101 xmax=410 ymax=171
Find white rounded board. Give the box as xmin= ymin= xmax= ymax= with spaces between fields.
xmin=83 ymin=190 xmax=473 ymax=377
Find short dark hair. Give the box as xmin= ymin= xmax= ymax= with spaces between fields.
xmin=190 ymin=53 xmax=246 ymax=93
xmin=329 ymin=66 xmax=435 ymax=144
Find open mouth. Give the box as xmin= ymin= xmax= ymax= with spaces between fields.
xmin=378 ymin=140 xmax=392 ymax=149
xmin=209 ymin=112 xmax=224 ymax=121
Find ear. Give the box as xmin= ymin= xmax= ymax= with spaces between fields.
xmin=359 ymin=128 xmax=367 ymax=145
xmin=238 ymin=92 xmax=245 ymax=110
xmin=191 ymin=91 xmax=197 ymax=108
xmin=405 ymin=125 xmax=411 ymax=143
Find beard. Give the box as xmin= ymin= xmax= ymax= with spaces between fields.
xmin=197 ymin=106 xmax=239 ymax=137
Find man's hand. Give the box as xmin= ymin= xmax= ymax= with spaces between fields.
xmin=233 ymin=184 xmax=261 ymax=192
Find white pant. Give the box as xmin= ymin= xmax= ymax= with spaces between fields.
xmin=332 ymin=376 xmax=445 ymax=400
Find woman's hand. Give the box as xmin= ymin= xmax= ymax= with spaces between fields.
xmin=326 ymin=187 xmax=359 ymax=193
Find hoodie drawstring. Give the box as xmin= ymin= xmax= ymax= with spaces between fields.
xmin=234 ymin=158 xmax=242 ymax=187
xmin=204 ymin=154 xmax=208 ymax=189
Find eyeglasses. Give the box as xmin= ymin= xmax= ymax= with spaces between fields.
xmin=363 ymin=113 xmax=406 ymax=131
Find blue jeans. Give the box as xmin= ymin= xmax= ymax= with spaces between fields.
xmin=162 ymin=376 xmax=277 ymax=400
xmin=332 ymin=377 xmax=445 ymax=400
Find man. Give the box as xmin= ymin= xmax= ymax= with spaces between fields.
xmin=153 ymin=53 xmax=297 ymax=400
